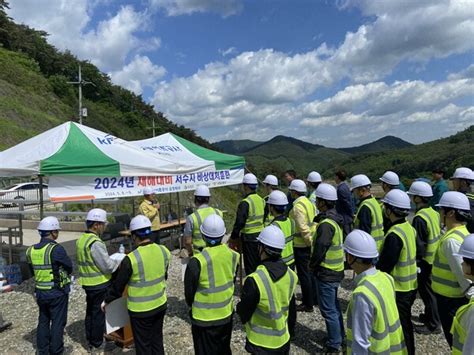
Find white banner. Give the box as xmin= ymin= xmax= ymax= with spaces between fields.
xmin=48 ymin=169 xmax=244 ymax=201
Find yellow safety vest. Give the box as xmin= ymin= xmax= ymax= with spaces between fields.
xmin=347 ymin=270 xmax=407 ymax=355
xmin=242 ymin=194 xmax=265 ymax=234
xmin=190 ymin=207 xmax=223 ymax=254
xmin=451 ymin=298 xmax=474 ymax=354
xmin=127 ymin=243 xmax=170 ymax=312
xmin=76 ymin=233 xmax=111 ymax=287
xmin=245 ymin=265 xmax=298 ymax=349
xmin=26 ymin=242 xmax=70 ymax=291
xmin=291 ymin=196 xmax=316 ymax=248
xmin=414 ymin=207 xmax=441 ymax=264
xmin=385 ymin=222 xmax=418 ymax=292
xmin=432 ymin=225 xmax=470 ymax=298
xmin=316 ymin=218 xmax=344 ymax=272
xmin=192 ymin=244 xmax=239 ymax=322
xmin=271 ymin=218 xmax=295 ymax=266
xmin=354 ymin=197 xmax=384 ymax=251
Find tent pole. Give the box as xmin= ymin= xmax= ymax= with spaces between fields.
xmin=177 ymin=192 xmax=180 ymax=224
xmin=39 ymin=175 xmax=44 ymax=220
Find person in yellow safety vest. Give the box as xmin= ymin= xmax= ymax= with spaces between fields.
xmin=139 ymin=187 xmax=161 ymax=243
xmin=451 ymin=234 xmax=474 ymax=354
xmin=237 ymin=225 xmax=298 ymax=354
xmin=379 ymin=171 xmax=402 ymax=233
xmin=289 ymin=179 xmax=317 ymax=313
xmin=183 ymin=185 xmax=223 ymax=256
xmin=262 ymin=174 xmax=279 ymax=225
xmin=309 ymin=183 xmax=345 ymax=353
xmin=344 ymin=229 xmax=407 ymax=354
xmin=184 ymin=214 xmax=239 ymax=355
xmin=103 ymin=215 xmax=170 ymax=355
xmin=76 ymin=208 xmax=119 ymax=351
xmin=26 ymin=216 xmax=72 ymax=355
xmin=229 ymin=173 xmax=265 ymax=276
xmin=407 ymin=181 xmax=442 ymax=335
xmin=350 ymin=174 xmax=384 ymax=252
xmin=432 ymin=191 xmax=474 ymax=348
xmin=376 ymin=189 xmax=418 ymax=355
xmin=450 ymin=167 xmax=474 ymax=233
xmin=266 ymin=190 xmax=295 ymax=268
xmin=306 ymin=171 xmax=322 ymax=206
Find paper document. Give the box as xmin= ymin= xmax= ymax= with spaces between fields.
xmin=110 ymin=253 xmax=127 ymax=262
xmin=181 ymin=257 xmax=189 ymax=282
xmin=105 ymin=297 xmax=130 ymax=334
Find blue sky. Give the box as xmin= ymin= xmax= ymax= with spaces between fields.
xmin=7 ymin=0 xmax=474 ymax=147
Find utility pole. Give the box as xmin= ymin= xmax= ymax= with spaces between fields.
xmin=67 ymin=64 xmax=94 ymax=124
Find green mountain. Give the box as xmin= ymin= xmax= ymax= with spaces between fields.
xmin=340 ymin=136 xmax=413 ymax=154
xmin=213 ymin=139 xmax=262 ymax=154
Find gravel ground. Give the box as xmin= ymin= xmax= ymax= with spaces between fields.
xmin=0 ymin=251 xmax=451 ymax=354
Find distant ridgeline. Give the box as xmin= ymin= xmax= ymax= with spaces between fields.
xmin=0 ymin=0 xmax=211 ymax=151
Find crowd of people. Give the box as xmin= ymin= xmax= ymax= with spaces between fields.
xmin=15 ymin=166 xmax=474 ymax=354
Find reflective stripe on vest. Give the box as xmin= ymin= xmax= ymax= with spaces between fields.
xmin=192 ymin=245 xmax=239 ymax=321
xmin=347 ymin=271 xmax=406 ymax=355
xmin=387 ymin=222 xmax=418 ymax=292
xmin=26 ymin=243 xmax=56 ymax=290
xmin=245 ymin=266 xmax=297 ymax=349
xmin=242 ymin=194 xmax=265 ymax=234
xmin=272 ymin=218 xmax=295 ymax=266
xmin=415 ymin=207 xmax=441 ymax=264
xmin=451 ymin=298 xmax=474 ymax=355
xmin=292 ymin=197 xmax=316 ymax=248
xmin=317 ymin=218 xmax=344 ymax=272
xmin=191 ymin=207 xmax=223 ymax=254
xmin=355 ymin=197 xmax=384 ymax=251
xmin=76 ymin=233 xmax=111 ymax=286
xmin=432 ymin=226 xmax=470 ymax=298
xmin=127 ymin=244 xmax=170 ymax=312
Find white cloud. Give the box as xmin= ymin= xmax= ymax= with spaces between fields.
xmin=219 ymin=47 xmax=237 ymax=57
xmin=109 ymin=55 xmax=166 ymax=95
xmin=149 ymin=0 xmax=242 ymax=17
xmin=448 ymin=64 xmax=474 ymax=80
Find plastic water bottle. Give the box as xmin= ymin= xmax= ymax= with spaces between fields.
xmin=119 ymin=244 xmax=125 ymax=254
xmin=168 ymin=213 xmax=172 ymax=223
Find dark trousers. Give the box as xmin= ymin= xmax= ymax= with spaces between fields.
xmin=417 ymin=261 xmax=441 ymax=329
xmin=294 ymin=247 xmax=314 ymax=308
xmin=192 ymin=320 xmax=232 ymax=355
xmin=314 ymin=278 xmax=344 ymax=349
xmin=151 ymin=231 xmax=160 ymax=244
xmin=36 ymin=294 xmax=69 ymax=355
xmin=242 ymin=239 xmax=260 ymax=276
xmin=435 ymin=293 xmax=469 ymax=347
xmin=84 ymin=287 xmax=107 ymax=348
xmin=396 ymin=290 xmax=416 ymax=355
xmin=130 ymin=309 xmax=166 ymax=355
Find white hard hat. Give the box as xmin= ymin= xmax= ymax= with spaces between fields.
xmin=200 ymin=214 xmax=226 ymax=239
xmin=344 ymin=229 xmax=379 ymax=258
xmin=315 ymin=183 xmax=337 ymax=201
xmin=436 ymin=191 xmax=470 ymax=211
xmin=263 ymin=174 xmax=278 ymax=186
xmin=130 ymin=215 xmax=152 ymax=232
xmin=407 ymin=181 xmax=433 ymax=197
xmin=307 ymin=171 xmax=322 ymax=183
xmin=243 ymin=173 xmax=258 ymax=185
xmin=350 ymin=174 xmax=371 ymax=191
xmin=86 ymin=208 xmax=107 ymax=223
xmin=267 ymin=190 xmax=289 ymax=205
xmin=381 ymin=189 xmax=411 ymax=210
xmin=289 ymin=179 xmax=307 ymax=193
xmin=454 ymin=234 xmax=474 ymax=259
xmin=143 ymin=187 xmax=154 ymax=195
xmin=37 ymin=216 xmax=61 ymax=231
xmin=194 ymin=185 xmax=211 ymax=197
xmin=451 ymin=167 xmax=474 ymax=180
xmin=257 ymin=225 xmax=285 ymax=250
xmin=379 ymin=171 xmax=400 ymax=186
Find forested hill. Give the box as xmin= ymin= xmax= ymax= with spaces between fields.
xmin=0 ymin=1 xmax=211 ymax=150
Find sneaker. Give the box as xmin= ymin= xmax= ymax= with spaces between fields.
xmin=414 ymin=324 xmax=442 ymax=335
xmin=295 ymin=304 xmax=313 ymax=312
xmin=88 ymin=341 xmax=116 ymax=354
xmin=321 ymin=345 xmax=342 ymax=354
